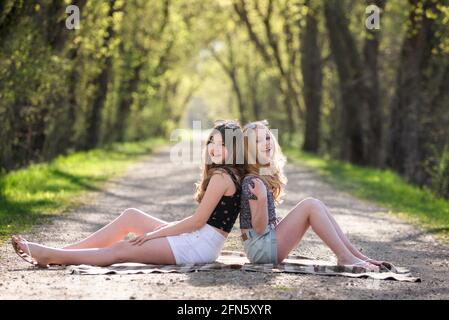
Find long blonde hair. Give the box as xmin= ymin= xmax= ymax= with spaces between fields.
xmin=243 ymin=120 xmax=287 ymax=204
xmin=194 ymin=120 xmax=244 ymax=203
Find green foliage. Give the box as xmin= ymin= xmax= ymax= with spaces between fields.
xmin=425 ymin=145 xmax=449 ymax=198
xmin=0 ymin=138 xmax=165 ymax=242
xmin=0 ymin=0 xmax=213 ymax=170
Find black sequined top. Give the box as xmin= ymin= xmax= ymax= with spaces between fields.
xmin=206 ymin=168 xmax=241 ymax=233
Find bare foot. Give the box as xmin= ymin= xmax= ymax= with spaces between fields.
xmin=363 ymin=258 xmax=384 ymax=266
xmin=337 ymin=256 xmax=380 ymax=271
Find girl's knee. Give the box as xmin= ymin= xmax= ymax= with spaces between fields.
xmin=299 ymin=197 xmax=321 ymax=210
xmin=121 ymin=208 xmax=141 ymax=219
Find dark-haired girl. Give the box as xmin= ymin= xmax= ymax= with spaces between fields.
xmin=11 ymin=120 xmax=243 ymax=267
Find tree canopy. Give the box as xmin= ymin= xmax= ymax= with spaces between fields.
xmin=1 ymin=0 xmax=448 ymax=198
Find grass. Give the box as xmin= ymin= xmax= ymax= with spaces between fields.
xmin=0 ymin=138 xmax=166 ymax=244
xmin=284 ymin=147 xmax=449 ymax=241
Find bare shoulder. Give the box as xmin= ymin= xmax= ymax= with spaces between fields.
xmin=210 ymin=169 xmax=236 ymax=194
xmin=210 ymin=169 xmax=234 ymax=187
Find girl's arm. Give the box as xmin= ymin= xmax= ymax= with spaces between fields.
xmin=130 ymin=173 xmax=229 ymax=245
xmin=247 ymin=178 xmax=269 ymax=235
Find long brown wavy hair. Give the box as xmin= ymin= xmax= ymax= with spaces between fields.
xmin=194 ymin=120 xmax=245 ymax=203
xmin=243 ymin=120 xmax=287 ymax=204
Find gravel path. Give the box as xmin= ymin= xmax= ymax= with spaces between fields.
xmin=1 ymin=146 xmax=448 ymax=299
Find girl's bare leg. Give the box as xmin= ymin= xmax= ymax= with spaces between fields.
xmin=64 ymin=208 xmax=168 ymax=250
xmin=275 ymin=197 xmax=369 ymax=265
xmin=18 ymin=237 xmax=175 ymax=267
xmin=315 ymin=199 xmax=382 ymax=264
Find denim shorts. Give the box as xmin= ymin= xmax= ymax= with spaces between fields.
xmin=243 ymin=225 xmax=278 ymax=264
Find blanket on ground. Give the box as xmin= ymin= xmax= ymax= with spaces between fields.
xmin=67 ymin=251 xmax=420 ymax=282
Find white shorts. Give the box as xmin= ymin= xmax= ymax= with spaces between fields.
xmin=166 ymin=224 xmax=226 ymax=264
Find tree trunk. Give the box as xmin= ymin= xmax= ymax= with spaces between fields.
xmin=245 ymin=62 xmax=262 ymax=121
xmin=41 ymin=0 xmax=89 ymax=157
xmin=301 ymin=6 xmax=322 ymax=153
xmin=324 ymin=0 xmax=367 ymax=165
xmin=115 ymin=62 xmax=144 ymax=142
xmin=363 ymin=0 xmax=385 ymax=167
xmin=387 ymin=0 xmax=440 ymax=184
xmin=210 ymin=33 xmax=247 ymax=125
xmin=84 ymin=0 xmax=117 ymax=149
xmin=233 ymin=0 xmax=295 ymax=139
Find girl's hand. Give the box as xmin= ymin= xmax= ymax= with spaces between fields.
xmin=129 ymin=232 xmax=155 ymax=246
xmin=249 ymin=178 xmax=267 ymax=200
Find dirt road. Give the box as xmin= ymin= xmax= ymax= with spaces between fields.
xmin=1 ymin=147 xmax=448 ymax=299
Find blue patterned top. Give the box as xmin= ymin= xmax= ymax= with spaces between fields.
xmin=239 ymin=175 xmax=277 ymax=229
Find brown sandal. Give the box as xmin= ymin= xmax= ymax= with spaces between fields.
xmin=11 ymin=235 xmax=38 ymax=266
xmin=363 ymin=258 xmax=397 ymax=272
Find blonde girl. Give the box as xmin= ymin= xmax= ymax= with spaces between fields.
xmin=240 ymin=120 xmax=381 ymax=270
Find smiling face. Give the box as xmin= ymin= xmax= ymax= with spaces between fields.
xmin=207 ymin=132 xmax=228 ymax=164
xmin=195 ymin=120 xmax=244 ymax=203
xmin=243 ymin=120 xmax=284 ymax=176
xmin=250 ymin=126 xmax=275 ymax=166
xmin=242 ymin=120 xmax=287 ymax=203
xmin=255 ymin=127 xmax=274 ymax=163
